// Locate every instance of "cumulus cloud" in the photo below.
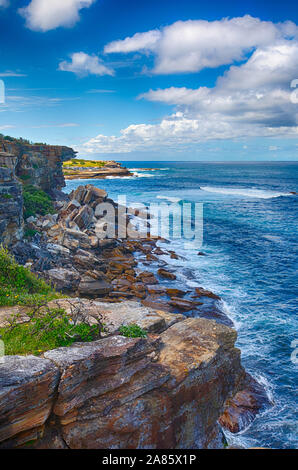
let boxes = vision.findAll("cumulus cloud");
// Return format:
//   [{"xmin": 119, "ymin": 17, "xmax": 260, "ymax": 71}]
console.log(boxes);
[
  {"xmin": 105, "ymin": 30, "xmax": 161, "ymax": 54},
  {"xmin": 59, "ymin": 52, "xmax": 114, "ymax": 77},
  {"xmin": 104, "ymin": 15, "xmax": 297, "ymax": 74},
  {"xmin": 0, "ymin": 0, "xmax": 9, "ymax": 7},
  {"xmin": 140, "ymin": 42, "xmax": 298, "ymax": 128},
  {"xmin": 19, "ymin": 0, "xmax": 96, "ymax": 32},
  {"xmin": 83, "ymin": 16, "xmax": 298, "ymax": 154}
]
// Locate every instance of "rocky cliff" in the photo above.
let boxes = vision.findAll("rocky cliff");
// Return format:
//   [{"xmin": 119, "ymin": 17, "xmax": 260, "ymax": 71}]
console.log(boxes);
[
  {"xmin": 0, "ymin": 138, "xmax": 76, "ymax": 194},
  {"xmin": 0, "ymin": 137, "xmax": 76, "ymax": 246},
  {"xmin": 0, "ymin": 152, "xmax": 23, "ymax": 245},
  {"xmin": 0, "ymin": 303, "xmax": 245, "ymax": 449}
]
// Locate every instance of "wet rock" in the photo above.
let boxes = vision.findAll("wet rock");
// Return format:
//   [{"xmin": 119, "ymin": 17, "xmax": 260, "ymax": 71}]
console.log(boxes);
[
  {"xmin": 157, "ymin": 268, "xmax": 177, "ymax": 280},
  {"xmin": 137, "ymin": 271, "xmax": 159, "ymax": 285},
  {"xmin": 194, "ymin": 287, "xmax": 221, "ymax": 300},
  {"xmin": 166, "ymin": 288, "xmax": 187, "ymax": 297},
  {"xmin": 168, "ymin": 297, "xmax": 201, "ymax": 312},
  {"xmin": 219, "ymin": 373, "xmax": 272, "ymax": 433}
]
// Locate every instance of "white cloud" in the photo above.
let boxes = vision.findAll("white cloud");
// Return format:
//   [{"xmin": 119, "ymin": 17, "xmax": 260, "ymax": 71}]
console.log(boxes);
[
  {"xmin": 0, "ymin": 0, "xmax": 9, "ymax": 8},
  {"xmin": 0, "ymin": 71, "xmax": 27, "ymax": 77},
  {"xmin": 19, "ymin": 0, "xmax": 96, "ymax": 32},
  {"xmin": 82, "ymin": 40, "xmax": 298, "ymax": 154},
  {"xmin": 104, "ymin": 15, "xmax": 297, "ymax": 74},
  {"xmin": 105, "ymin": 30, "xmax": 161, "ymax": 54},
  {"xmin": 140, "ymin": 42, "xmax": 298, "ymax": 129},
  {"xmin": 59, "ymin": 52, "xmax": 114, "ymax": 77},
  {"xmin": 82, "ymin": 16, "xmax": 298, "ymax": 154}
]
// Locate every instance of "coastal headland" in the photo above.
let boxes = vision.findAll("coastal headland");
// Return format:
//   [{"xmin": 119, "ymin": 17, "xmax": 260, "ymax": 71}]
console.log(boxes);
[{"xmin": 0, "ymin": 136, "xmax": 271, "ymax": 449}]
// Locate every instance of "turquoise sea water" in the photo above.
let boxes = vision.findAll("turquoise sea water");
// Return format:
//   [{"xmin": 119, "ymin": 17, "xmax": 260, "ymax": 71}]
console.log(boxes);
[{"xmin": 65, "ymin": 162, "xmax": 298, "ymax": 449}]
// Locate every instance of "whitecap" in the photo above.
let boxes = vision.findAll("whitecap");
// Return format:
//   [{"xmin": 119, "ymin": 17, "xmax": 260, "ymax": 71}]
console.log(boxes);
[{"xmin": 200, "ymin": 186, "xmax": 291, "ymax": 199}]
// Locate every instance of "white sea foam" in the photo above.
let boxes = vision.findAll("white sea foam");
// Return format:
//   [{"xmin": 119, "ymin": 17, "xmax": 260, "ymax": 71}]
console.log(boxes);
[
  {"xmin": 156, "ymin": 195, "xmax": 182, "ymax": 203},
  {"xmin": 200, "ymin": 186, "xmax": 291, "ymax": 199}
]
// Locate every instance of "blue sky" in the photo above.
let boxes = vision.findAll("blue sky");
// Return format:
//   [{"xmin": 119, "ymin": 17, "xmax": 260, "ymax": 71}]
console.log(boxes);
[{"xmin": 0, "ymin": 0, "xmax": 297, "ymax": 161}]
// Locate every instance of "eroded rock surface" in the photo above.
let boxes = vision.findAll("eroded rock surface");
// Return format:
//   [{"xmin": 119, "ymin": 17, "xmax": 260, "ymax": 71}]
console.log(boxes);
[{"xmin": 0, "ymin": 304, "xmax": 250, "ymax": 449}]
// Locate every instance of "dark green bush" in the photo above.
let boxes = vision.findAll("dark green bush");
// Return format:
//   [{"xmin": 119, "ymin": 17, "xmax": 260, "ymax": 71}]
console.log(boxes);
[
  {"xmin": 23, "ymin": 184, "xmax": 54, "ymax": 219},
  {"xmin": 119, "ymin": 324, "xmax": 147, "ymax": 338},
  {"xmin": 0, "ymin": 245, "xmax": 59, "ymax": 306},
  {"xmin": 0, "ymin": 306, "xmax": 102, "ymax": 355}
]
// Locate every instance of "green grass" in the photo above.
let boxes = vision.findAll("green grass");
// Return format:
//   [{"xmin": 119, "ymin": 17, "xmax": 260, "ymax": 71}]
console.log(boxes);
[
  {"xmin": 119, "ymin": 324, "xmax": 147, "ymax": 338},
  {"xmin": 0, "ymin": 307, "xmax": 101, "ymax": 356},
  {"xmin": 0, "ymin": 246, "xmax": 60, "ymax": 306},
  {"xmin": 63, "ymin": 158, "xmax": 106, "ymax": 168},
  {"xmin": 23, "ymin": 184, "xmax": 55, "ymax": 219}
]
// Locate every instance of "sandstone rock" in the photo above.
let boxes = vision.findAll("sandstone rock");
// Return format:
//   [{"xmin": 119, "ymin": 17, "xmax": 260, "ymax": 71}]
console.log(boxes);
[
  {"xmin": 83, "ymin": 185, "xmax": 107, "ymax": 205},
  {"xmin": 61, "ymin": 229, "xmax": 91, "ymax": 250},
  {"xmin": 47, "ymin": 268, "xmax": 81, "ymax": 292},
  {"xmin": 219, "ymin": 373, "xmax": 272, "ymax": 433},
  {"xmin": 78, "ymin": 276, "xmax": 112, "ymax": 297},
  {"xmin": 168, "ymin": 297, "xmax": 201, "ymax": 311},
  {"xmin": 157, "ymin": 268, "xmax": 177, "ymax": 280},
  {"xmin": 194, "ymin": 287, "xmax": 221, "ymax": 300},
  {"xmin": 0, "ymin": 356, "xmax": 60, "ymax": 444},
  {"xmin": 166, "ymin": 288, "xmax": 187, "ymax": 297},
  {"xmin": 73, "ymin": 205, "xmax": 94, "ymax": 230},
  {"xmin": 46, "ymin": 243, "xmax": 70, "ymax": 257}
]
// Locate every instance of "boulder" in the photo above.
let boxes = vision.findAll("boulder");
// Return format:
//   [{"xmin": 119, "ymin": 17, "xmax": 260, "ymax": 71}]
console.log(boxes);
[
  {"xmin": 47, "ymin": 268, "xmax": 81, "ymax": 292},
  {"xmin": 73, "ymin": 205, "xmax": 94, "ymax": 230},
  {"xmin": 194, "ymin": 287, "xmax": 221, "ymax": 301},
  {"xmin": 157, "ymin": 268, "xmax": 177, "ymax": 280},
  {"xmin": 78, "ymin": 276, "xmax": 112, "ymax": 297}
]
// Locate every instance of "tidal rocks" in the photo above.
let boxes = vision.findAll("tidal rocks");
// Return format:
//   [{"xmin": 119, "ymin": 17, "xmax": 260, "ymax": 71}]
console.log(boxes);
[
  {"xmin": 78, "ymin": 276, "xmax": 112, "ymax": 297},
  {"xmin": 168, "ymin": 297, "xmax": 202, "ymax": 312},
  {"xmin": 194, "ymin": 287, "xmax": 221, "ymax": 301},
  {"xmin": 219, "ymin": 373, "xmax": 272, "ymax": 433},
  {"xmin": 157, "ymin": 268, "xmax": 177, "ymax": 280}
]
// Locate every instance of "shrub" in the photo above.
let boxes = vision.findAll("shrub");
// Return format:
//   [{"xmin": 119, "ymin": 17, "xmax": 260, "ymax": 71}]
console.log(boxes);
[
  {"xmin": 24, "ymin": 228, "xmax": 40, "ymax": 239},
  {"xmin": 63, "ymin": 159, "xmax": 106, "ymax": 168},
  {"xmin": 0, "ymin": 245, "xmax": 59, "ymax": 306},
  {"xmin": 119, "ymin": 324, "xmax": 147, "ymax": 338},
  {"xmin": 0, "ymin": 302, "xmax": 104, "ymax": 355},
  {"xmin": 23, "ymin": 184, "xmax": 54, "ymax": 219}
]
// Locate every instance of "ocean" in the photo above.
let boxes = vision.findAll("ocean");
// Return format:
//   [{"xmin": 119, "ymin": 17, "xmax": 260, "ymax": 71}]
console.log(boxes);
[{"xmin": 65, "ymin": 161, "xmax": 298, "ymax": 449}]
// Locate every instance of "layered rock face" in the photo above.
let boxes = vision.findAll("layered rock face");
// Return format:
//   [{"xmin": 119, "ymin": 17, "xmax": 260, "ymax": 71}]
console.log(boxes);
[
  {"xmin": 0, "ymin": 152, "xmax": 23, "ymax": 245},
  {"xmin": 0, "ymin": 306, "xmax": 245, "ymax": 449},
  {"xmin": 0, "ymin": 139, "xmax": 76, "ymax": 193}
]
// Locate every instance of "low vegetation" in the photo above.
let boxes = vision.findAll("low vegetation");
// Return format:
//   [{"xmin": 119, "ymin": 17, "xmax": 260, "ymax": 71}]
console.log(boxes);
[
  {"xmin": 0, "ymin": 246, "xmax": 59, "ymax": 306},
  {"xmin": 119, "ymin": 324, "xmax": 147, "ymax": 338},
  {"xmin": 0, "ymin": 301, "xmax": 104, "ymax": 356},
  {"xmin": 63, "ymin": 158, "xmax": 106, "ymax": 168},
  {"xmin": 23, "ymin": 184, "xmax": 55, "ymax": 219}
]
